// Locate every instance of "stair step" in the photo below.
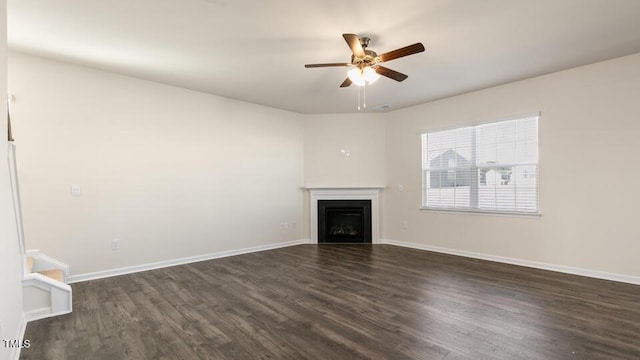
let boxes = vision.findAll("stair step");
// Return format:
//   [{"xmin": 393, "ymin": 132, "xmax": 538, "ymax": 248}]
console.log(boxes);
[
  {"xmin": 38, "ymin": 269, "xmax": 64, "ymax": 283},
  {"xmin": 26, "ymin": 256, "xmax": 35, "ymax": 273}
]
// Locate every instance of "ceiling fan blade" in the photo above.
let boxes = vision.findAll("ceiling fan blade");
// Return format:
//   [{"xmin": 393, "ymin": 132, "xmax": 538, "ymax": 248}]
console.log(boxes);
[
  {"xmin": 378, "ymin": 43, "xmax": 425, "ymax": 63},
  {"xmin": 342, "ymin": 33, "xmax": 365, "ymax": 57},
  {"xmin": 305, "ymin": 63, "xmax": 351, "ymax": 68},
  {"xmin": 375, "ymin": 66, "xmax": 408, "ymax": 82},
  {"xmin": 339, "ymin": 78, "xmax": 352, "ymax": 87}
]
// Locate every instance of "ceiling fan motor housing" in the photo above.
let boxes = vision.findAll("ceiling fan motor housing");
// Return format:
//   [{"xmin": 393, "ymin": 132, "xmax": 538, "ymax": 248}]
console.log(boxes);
[
  {"xmin": 351, "ymin": 37, "xmax": 379, "ymax": 68},
  {"xmin": 351, "ymin": 48, "xmax": 379, "ymax": 68}
]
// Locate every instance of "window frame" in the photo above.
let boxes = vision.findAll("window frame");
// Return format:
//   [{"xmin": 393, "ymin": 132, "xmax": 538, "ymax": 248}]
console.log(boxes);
[{"xmin": 420, "ymin": 113, "xmax": 541, "ymax": 217}]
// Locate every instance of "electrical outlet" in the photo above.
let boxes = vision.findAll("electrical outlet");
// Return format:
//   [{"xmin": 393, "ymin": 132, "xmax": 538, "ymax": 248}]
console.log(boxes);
[
  {"xmin": 401, "ymin": 221, "xmax": 408, "ymax": 230},
  {"xmin": 280, "ymin": 222, "xmax": 289, "ymax": 230},
  {"xmin": 292, "ymin": 222, "xmax": 297, "ymax": 229},
  {"xmin": 111, "ymin": 239, "xmax": 120, "ymax": 250}
]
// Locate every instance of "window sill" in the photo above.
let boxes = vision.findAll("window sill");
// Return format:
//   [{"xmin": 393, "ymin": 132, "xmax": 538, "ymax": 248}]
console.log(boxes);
[{"xmin": 420, "ymin": 207, "xmax": 541, "ymax": 218}]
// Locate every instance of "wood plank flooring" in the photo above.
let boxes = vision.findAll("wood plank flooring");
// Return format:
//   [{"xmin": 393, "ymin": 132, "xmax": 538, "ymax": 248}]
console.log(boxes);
[{"xmin": 20, "ymin": 245, "xmax": 640, "ymax": 359}]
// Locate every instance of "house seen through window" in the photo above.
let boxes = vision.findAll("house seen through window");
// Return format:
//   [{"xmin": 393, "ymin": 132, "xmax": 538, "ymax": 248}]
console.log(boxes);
[{"xmin": 421, "ymin": 114, "xmax": 539, "ymax": 214}]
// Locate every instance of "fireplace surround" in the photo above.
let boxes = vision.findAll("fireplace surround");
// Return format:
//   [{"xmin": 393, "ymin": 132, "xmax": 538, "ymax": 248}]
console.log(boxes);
[{"xmin": 307, "ymin": 187, "xmax": 382, "ymax": 244}]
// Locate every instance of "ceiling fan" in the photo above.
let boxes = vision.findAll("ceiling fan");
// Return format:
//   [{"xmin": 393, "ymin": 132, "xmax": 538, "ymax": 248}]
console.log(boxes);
[{"xmin": 305, "ymin": 34, "xmax": 425, "ymax": 87}]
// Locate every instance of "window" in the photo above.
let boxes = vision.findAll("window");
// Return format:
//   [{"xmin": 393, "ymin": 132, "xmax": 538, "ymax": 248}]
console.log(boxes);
[{"xmin": 421, "ymin": 114, "xmax": 539, "ymax": 214}]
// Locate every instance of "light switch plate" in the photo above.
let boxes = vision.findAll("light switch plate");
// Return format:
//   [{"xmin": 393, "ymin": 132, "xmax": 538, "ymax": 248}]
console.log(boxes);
[{"xmin": 70, "ymin": 184, "xmax": 82, "ymax": 196}]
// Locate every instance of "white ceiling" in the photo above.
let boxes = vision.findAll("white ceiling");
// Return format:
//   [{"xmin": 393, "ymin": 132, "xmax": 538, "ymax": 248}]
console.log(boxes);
[{"xmin": 8, "ymin": 0, "xmax": 640, "ymax": 114}]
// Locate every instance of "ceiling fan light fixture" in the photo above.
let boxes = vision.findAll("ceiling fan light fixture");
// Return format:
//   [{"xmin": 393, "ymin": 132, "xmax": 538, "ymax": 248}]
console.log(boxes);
[
  {"xmin": 363, "ymin": 66, "xmax": 380, "ymax": 84},
  {"xmin": 347, "ymin": 68, "xmax": 366, "ymax": 86},
  {"xmin": 347, "ymin": 66, "xmax": 379, "ymax": 87}
]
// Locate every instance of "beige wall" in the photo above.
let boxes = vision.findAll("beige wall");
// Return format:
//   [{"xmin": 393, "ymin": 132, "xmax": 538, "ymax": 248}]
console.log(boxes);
[
  {"xmin": 303, "ymin": 113, "xmax": 386, "ymax": 187},
  {"xmin": 9, "ymin": 52, "xmax": 304, "ymax": 276},
  {"xmin": 1, "ymin": 2, "xmax": 26, "ymax": 359},
  {"xmin": 384, "ymin": 53, "xmax": 640, "ymax": 277}
]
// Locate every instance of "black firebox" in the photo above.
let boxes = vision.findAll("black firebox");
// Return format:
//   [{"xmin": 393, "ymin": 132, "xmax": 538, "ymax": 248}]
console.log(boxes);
[{"xmin": 318, "ymin": 200, "xmax": 372, "ymax": 243}]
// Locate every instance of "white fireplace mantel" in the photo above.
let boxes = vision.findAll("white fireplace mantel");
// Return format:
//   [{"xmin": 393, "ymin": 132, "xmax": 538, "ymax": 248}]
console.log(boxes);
[{"xmin": 306, "ymin": 187, "xmax": 383, "ymax": 244}]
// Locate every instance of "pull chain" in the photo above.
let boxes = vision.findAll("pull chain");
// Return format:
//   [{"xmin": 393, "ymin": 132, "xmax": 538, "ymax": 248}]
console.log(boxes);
[
  {"xmin": 363, "ymin": 83, "xmax": 366, "ymax": 109},
  {"xmin": 356, "ymin": 84, "xmax": 367, "ymax": 111}
]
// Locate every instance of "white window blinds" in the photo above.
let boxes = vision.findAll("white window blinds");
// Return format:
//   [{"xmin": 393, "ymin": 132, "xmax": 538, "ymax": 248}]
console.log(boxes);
[{"xmin": 422, "ymin": 115, "xmax": 539, "ymax": 214}]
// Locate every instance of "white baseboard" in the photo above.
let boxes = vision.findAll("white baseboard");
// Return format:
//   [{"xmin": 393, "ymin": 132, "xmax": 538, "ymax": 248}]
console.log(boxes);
[
  {"xmin": 10, "ymin": 314, "xmax": 27, "ymax": 360},
  {"xmin": 23, "ymin": 307, "xmax": 71, "ymax": 323},
  {"xmin": 67, "ymin": 239, "xmax": 311, "ymax": 283},
  {"xmin": 380, "ymin": 239, "xmax": 640, "ymax": 285},
  {"xmin": 23, "ymin": 307, "xmax": 53, "ymax": 323}
]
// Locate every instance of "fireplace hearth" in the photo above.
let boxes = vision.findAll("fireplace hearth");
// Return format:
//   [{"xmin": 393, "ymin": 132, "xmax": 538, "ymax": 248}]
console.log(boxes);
[{"xmin": 318, "ymin": 200, "xmax": 372, "ymax": 243}]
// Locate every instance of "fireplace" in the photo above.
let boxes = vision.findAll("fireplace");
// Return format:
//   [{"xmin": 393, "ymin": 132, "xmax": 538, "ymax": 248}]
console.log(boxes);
[
  {"xmin": 308, "ymin": 187, "xmax": 382, "ymax": 243},
  {"xmin": 318, "ymin": 200, "xmax": 372, "ymax": 243}
]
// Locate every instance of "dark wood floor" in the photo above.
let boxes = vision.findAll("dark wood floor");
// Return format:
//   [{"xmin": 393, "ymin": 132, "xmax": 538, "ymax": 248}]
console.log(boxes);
[{"xmin": 21, "ymin": 245, "xmax": 640, "ymax": 360}]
